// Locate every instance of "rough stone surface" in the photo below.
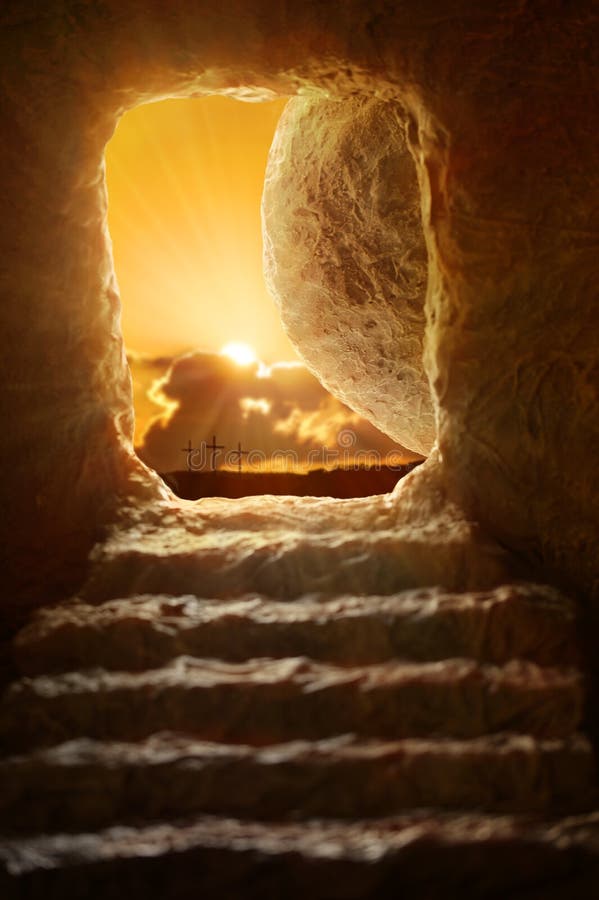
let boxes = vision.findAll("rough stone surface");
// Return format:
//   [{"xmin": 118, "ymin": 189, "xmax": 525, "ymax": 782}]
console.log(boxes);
[
  {"xmin": 1, "ymin": 574, "xmax": 594, "ymax": 892},
  {"xmin": 0, "ymin": 0, "xmax": 595, "ymax": 610},
  {"xmin": 13, "ymin": 583, "xmax": 579, "ymax": 674},
  {"xmin": 77, "ymin": 464, "xmax": 511, "ymax": 603},
  {"xmin": 1, "ymin": 733, "xmax": 595, "ymax": 832},
  {"xmin": 3, "ymin": 812, "xmax": 599, "ymax": 900},
  {"xmin": 0, "ymin": 655, "xmax": 583, "ymax": 752},
  {"xmin": 1, "ymin": 2, "xmax": 598, "ymax": 894},
  {"xmin": 263, "ymin": 95, "xmax": 434, "ymax": 455}
]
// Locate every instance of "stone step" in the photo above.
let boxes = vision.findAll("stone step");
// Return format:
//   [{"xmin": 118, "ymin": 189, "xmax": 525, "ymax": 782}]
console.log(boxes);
[
  {"xmin": 13, "ymin": 583, "xmax": 578, "ymax": 675},
  {"xmin": 2, "ymin": 811, "xmax": 599, "ymax": 899},
  {"xmin": 0, "ymin": 656, "xmax": 582, "ymax": 752},
  {"xmin": 81, "ymin": 490, "xmax": 508, "ymax": 602},
  {"xmin": 0, "ymin": 732, "xmax": 595, "ymax": 834}
]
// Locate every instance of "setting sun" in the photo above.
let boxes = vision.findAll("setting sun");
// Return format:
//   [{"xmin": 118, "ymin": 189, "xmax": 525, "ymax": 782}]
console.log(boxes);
[{"xmin": 220, "ymin": 341, "xmax": 258, "ymax": 366}]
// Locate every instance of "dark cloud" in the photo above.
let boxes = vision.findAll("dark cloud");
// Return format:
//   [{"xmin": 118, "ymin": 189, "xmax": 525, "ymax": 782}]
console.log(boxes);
[{"xmin": 130, "ymin": 350, "xmax": 418, "ymax": 472}]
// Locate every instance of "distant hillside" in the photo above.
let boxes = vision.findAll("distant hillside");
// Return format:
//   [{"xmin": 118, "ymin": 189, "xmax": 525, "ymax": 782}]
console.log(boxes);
[{"xmin": 159, "ymin": 463, "xmax": 423, "ymax": 500}]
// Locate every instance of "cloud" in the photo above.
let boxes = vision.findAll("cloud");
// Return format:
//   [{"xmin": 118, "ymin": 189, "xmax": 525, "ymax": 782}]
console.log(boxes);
[
  {"xmin": 130, "ymin": 350, "xmax": 419, "ymax": 472},
  {"xmin": 126, "ymin": 352, "xmax": 175, "ymax": 444}
]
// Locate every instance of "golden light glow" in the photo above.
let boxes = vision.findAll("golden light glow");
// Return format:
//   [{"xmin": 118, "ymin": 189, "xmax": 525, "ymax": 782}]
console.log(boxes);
[
  {"xmin": 220, "ymin": 341, "xmax": 258, "ymax": 366},
  {"xmin": 106, "ymin": 96, "xmax": 413, "ymax": 475},
  {"xmin": 105, "ymin": 95, "xmax": 294, "ymax": 362}
]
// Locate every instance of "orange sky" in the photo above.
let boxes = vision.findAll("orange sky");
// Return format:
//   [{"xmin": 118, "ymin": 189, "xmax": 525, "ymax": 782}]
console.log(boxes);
[
  {"xmin": 104, "ymin": 96, "xmax": 415, "ymax": 472},
  {"xmin": 105, "ymin": 95, "xmax": 295, "ymax": 362}
]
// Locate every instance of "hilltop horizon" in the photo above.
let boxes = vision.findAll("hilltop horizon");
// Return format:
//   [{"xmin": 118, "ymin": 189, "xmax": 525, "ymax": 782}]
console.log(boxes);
[{"xmin": 158, "ymin": 460, "xmax": 423, "ymax": 500}]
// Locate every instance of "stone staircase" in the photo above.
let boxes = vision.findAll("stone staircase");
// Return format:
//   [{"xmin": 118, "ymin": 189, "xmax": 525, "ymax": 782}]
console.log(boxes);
[{"xmin": 1, "ymin": 496, "xmax": 598, "ymax": 897}]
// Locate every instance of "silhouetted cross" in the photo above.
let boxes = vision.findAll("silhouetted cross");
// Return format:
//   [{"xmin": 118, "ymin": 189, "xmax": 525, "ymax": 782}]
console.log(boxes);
[
  {"xmin": 206, "ymin": 434, "xmax": 224, "ymax": 471},
  {"xmin": 180, "ymin": 439, "xmax": 196, "ymax": 471},
  {"xmin": 231, "ymin": 441, "xmax": 249, "ymax": 473}
]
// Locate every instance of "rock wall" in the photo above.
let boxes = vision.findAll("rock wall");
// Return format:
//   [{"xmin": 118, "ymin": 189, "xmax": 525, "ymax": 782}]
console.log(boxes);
[{"xmin": 0, "ymin": 1, "xmax": 597, "ymax": 616}]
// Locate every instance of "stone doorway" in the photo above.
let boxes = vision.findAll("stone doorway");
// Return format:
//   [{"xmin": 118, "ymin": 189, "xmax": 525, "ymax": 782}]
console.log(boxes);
[{"xmin": 1, "ymin": 3, "xmax": 598, "ymax": 894}]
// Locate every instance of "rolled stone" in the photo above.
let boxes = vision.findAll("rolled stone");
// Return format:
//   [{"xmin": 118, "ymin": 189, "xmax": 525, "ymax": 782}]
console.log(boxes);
[{"xmin": 263, "ymin": 95, "xmax": 434, "ymax": 458}]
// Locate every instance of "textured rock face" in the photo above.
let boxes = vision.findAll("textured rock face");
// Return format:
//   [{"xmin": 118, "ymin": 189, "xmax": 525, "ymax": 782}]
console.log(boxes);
[
  {"xmin": 1, "ymin": 2, "xmax": 596, "ymax": 611},
  {"xmin": 2, "ymin": 576, "xmax": 598, "ymax": 896},
  {"xmin": 14, "ymin": 584, "xmax": 579, "ymax": 674},
  {"xmin": 263, "ymin": 96, "xmax": 434, "ymax": 456},
  {"xmin": 0, "ymin": 6, "xmax": 598, "ymax": 891}
]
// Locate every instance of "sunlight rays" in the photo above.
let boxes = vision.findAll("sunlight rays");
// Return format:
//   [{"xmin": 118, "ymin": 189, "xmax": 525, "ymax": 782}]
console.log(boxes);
[{"xmin": 105, "ymin": 95, "xmax": 292, "ymax": 361}]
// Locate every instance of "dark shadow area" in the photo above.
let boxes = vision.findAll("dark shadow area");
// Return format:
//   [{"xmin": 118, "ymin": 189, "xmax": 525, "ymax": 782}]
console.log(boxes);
[{"xmin": 161, "ymin": 462, "xmax": 423, "ymax": 500}]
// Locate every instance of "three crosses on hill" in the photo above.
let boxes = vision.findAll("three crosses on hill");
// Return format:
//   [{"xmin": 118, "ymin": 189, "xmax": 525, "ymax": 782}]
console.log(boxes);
[{"xmin": 181, "ymin": 435, "xmax": 249, "ymax": 473}]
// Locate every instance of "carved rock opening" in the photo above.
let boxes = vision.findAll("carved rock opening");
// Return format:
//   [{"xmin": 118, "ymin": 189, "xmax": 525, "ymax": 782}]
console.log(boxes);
[
  {"xmin": 0, "ymin": 4, "xmax": 595, "ymax": 612},
  {"xmin": 1, "ymin": 3, "xmax": 598, "ymax": 893},
  {"xmin": 1, "ymin": 4, "xmax": 596, "ymax": 610}
]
